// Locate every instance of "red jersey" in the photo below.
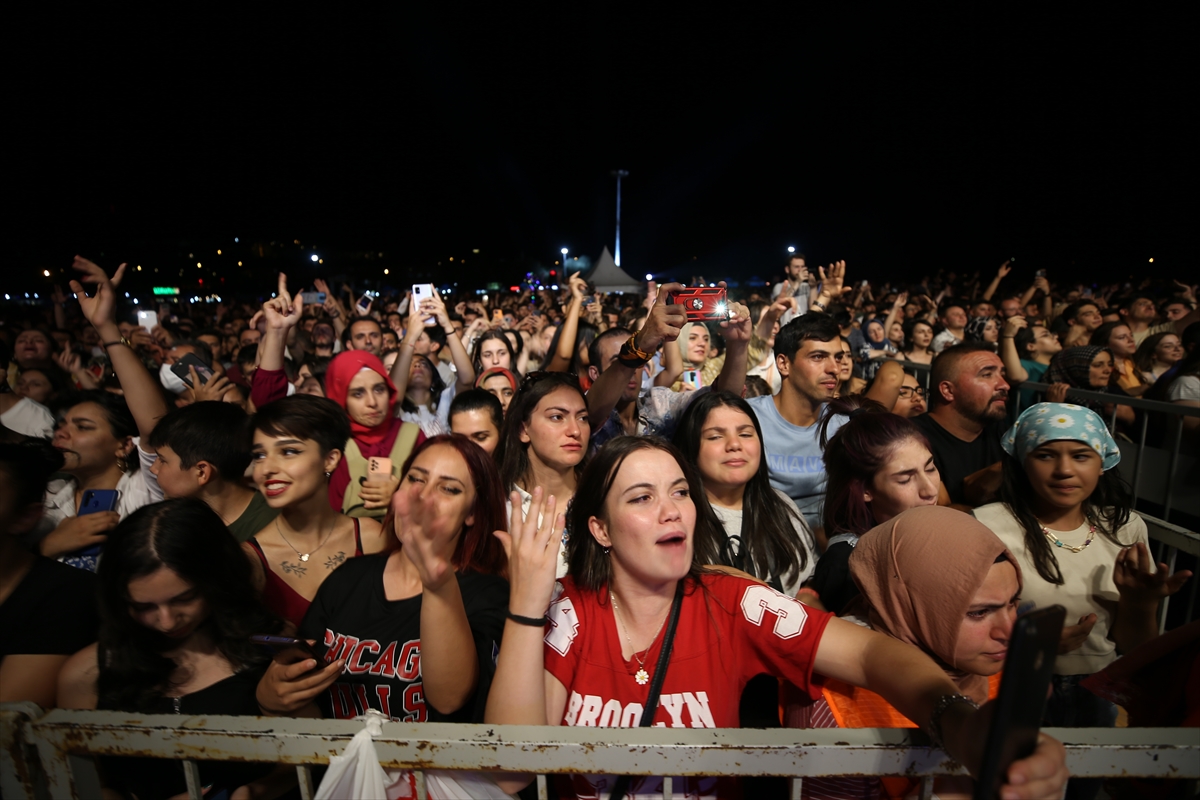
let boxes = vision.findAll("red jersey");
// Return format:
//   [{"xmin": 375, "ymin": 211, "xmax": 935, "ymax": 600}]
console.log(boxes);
[{"xmin": 544, "ymin": 572, "xmax": 834, "ymax": 799}]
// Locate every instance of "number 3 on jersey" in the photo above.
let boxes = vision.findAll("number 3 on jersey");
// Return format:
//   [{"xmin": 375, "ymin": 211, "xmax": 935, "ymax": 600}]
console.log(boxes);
[{"xmin": 740, "ymin": 584, "xmax": 808, "ymax": 639}]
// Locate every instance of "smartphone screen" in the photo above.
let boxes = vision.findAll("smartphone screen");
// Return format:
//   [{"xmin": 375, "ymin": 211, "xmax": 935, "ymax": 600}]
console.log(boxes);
[
  {"xmin": 412, "ymin": 284, "xmax": 436, "ymax": 324},
  {"xmin": 171, "ymin": 353, "xmax": 214, "ymax": 387},
  {"xmin": 972, "ymin": 605, "xmax": 1065, "ymax": 800},
  {"xmin": 300, "ymin": 291, "xmax": 326, "ymax": 306},
  {"xmin": 357, "ymin": 293, "xmax": 373, "ymax": 314},
  {"xmin": 136, "ymin": 310, "xmax": 158, "ymax": 332}
]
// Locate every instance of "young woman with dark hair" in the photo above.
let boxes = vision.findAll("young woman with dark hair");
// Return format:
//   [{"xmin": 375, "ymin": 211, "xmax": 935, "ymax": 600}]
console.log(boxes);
[
  {"xmin": 1134, "ymin": 331, "xmax": 1183, "ymax": 384},
  {"xmin": 255, "ymin": 434, "xmax": 510, "ymax": 796},
  {"xmin": 486, "ymin": 436, "xmax": 1067, "ymax": 799},
  {"xmin": 673, "ymin": 390, "xmax": 816, "ymax": 596},
  {"xmin": 1091, "ymin": 321, "xmax": 1149, "ymax": 396},
  {"xmin": 811, "ymin": 396, "xmax": 946, "ymax": 614},
  {"xmin": 36, "ymin": 257, "xmax": 172, "ymax": 570},
  {"xmin": 449, "ymin": 388, "xmax": 504, "ymax": 455},
  {"xmin": 244, "ymin": 395, "xmax": 388, "ymax": 627},
  {"xmin": 0, "ymin": 439, "xmax": 98, "ymax": 708},
  {"xmin": 57, "ymin": 498, "xmax": 294, "ymax": 800},
  {"xmin": 975, "ymin": 403, "xmax": 1190, "ymax": 739},
  {"xmin": 496, "ymin": 371, "xmax": 590, "ymax": 578},
  {"xmin": 472, "ymin": 329, "xmax": 519, "ymax": 377},
  {"xmin": 896, "ymin": 318, "xmax": 936, "ymax": 365}
]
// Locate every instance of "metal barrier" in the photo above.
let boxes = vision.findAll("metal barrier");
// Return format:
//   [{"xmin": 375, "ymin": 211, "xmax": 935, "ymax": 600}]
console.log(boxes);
[{"xmin": 2, "ymin": 705, "xmax": 1198, "ymax": 800}]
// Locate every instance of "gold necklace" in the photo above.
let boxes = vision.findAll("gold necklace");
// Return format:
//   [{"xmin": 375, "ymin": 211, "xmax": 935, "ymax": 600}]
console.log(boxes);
[
  {"xmin": 610, "ymin": 592, "xmax": 669, "ymax": 686},
  {"xmin": 275, "ymin": 516, "xmax": 336, "ymax": 563}
]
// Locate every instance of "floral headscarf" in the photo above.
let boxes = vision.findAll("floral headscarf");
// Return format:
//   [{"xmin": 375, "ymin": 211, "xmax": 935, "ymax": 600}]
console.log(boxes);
[{"xmin": 1001, "ymin": 402, "xmax": 1121, "ymax": 471}]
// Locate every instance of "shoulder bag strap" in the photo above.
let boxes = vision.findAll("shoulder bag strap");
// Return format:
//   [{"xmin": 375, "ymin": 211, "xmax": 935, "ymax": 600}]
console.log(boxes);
[{"xmin": 608, "ymin": 581, "xmax": 685, "ymax": 800}]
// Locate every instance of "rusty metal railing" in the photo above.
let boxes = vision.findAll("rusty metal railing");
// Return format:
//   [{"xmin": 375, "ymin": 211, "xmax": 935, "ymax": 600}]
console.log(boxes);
[{"xmin": 3, "ymin": 705, "xmax": 1198, "ymax": 800}]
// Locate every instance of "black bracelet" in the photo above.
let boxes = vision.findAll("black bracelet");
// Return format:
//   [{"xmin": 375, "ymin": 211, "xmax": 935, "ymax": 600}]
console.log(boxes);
[{"xmin": 506, "ymin": 610, "xmax": 547, "ymax": 627}]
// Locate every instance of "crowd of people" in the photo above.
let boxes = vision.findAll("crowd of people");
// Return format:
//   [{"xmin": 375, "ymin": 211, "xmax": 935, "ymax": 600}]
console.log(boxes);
[{"xmin": 2, "ymin": 251, "xmax": 1198, "ymax": 799}]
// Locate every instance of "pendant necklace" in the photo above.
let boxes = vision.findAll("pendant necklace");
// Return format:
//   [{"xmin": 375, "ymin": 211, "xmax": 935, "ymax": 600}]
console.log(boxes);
[
  {"xmin": 1040, "ymin": 520, "xmax": 1097, "ymax": 553},
  {"xmin": 610, "ymin": 592, "xmax": 669, "ymax": 686},
  {"xmin": 275, "ymin": 516, "xmax": 335, "ymax": 563}
]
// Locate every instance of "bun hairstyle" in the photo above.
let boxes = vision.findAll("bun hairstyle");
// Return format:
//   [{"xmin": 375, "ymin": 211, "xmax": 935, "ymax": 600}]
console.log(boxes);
[{"xmin": 820, "ymin": 396, "xmax": 932, "ymax": 537}]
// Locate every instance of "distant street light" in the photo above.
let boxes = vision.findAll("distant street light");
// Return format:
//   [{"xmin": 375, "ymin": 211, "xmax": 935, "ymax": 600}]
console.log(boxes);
[
  {"xmin": 310, "ymin": 254, "xmax": 319, "ymax": 262},
  {"xmin": 787, "ymin": 246, "xmax": 795, "ymax": 253}
]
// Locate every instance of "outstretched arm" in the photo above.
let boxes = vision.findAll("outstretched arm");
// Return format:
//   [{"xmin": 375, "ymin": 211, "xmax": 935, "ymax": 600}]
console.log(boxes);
[
  {"xmin": 545, "ymin": 274, "xmax": 588, "ymax": 372},
  {"xmin": 587, "ymin": 285, "xmax": 687, "ymax": 426},
  {"xmin": 70, "ymin": 257, "xmax": 167, "ymax": 444},
  {"xmin": 981, "ymin": 261, "xmax": 1011, "ymax": 302}
]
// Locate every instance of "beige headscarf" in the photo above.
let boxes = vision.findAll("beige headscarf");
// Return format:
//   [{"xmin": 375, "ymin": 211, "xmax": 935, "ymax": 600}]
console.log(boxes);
[{"xmin": 849, "ymin": 505, "xmax": 1022, "ymax": 704}]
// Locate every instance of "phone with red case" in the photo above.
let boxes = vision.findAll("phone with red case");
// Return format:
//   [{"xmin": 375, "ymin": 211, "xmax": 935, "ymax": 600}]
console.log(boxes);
[{"xmin": 666, "ymin": 287, "xmax": 729, "ymax": 321}]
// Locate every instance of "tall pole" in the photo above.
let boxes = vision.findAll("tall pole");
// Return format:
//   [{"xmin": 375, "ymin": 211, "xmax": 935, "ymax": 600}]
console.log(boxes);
[{"xmin": 612, "ymin": 169, "xmax": 628, "ymax": 268}]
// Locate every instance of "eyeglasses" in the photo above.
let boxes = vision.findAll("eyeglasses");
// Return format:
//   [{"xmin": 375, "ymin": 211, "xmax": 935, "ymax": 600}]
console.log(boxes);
[{"xmin": 897, "ymin": 386, "xmax": 926, "ymax": 398}]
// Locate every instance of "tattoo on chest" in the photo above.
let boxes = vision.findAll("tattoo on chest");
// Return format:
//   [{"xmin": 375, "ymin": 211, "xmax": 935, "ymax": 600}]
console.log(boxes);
[
  {"xmin": 324, "ymin": 551, "xmax": 346, "ymax": 570},
  {"xmin": 280, "ymin": 560, "xmax": 308, "ymax": 576}
]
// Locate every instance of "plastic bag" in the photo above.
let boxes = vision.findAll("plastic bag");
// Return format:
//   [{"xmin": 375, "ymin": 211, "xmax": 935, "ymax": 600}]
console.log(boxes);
[
  {"xmin": 313, "ymin": 710, "xmax": 517, "ymax": 799},
  {"xmin": 315, "ymin": 710, "xmax": 411, "ymax": 800}
]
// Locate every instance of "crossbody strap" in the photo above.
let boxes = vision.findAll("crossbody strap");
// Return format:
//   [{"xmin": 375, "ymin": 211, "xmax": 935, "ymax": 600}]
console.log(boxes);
[{"xmin": 608, "ymin": 581, "xmax": 685, "ymax": 800}]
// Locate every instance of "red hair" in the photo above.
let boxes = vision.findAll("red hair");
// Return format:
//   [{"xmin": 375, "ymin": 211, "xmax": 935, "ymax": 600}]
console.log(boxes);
[{"xmin": 380, "ymin": 434, "xmax": 508, "ymax": 577}]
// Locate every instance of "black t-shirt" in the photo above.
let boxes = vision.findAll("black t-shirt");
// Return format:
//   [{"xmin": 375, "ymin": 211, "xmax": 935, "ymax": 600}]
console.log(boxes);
[
  {"xmin": 912, "ymin": 414, "xmax": 1005, "ymax": 505},
  {"xmin": 0, "ymin": 556, "xmax": 98, "ymax": 658},
  {"xmin": 298, "ymin": 554, "xmax": 509, "ymax": 723}
]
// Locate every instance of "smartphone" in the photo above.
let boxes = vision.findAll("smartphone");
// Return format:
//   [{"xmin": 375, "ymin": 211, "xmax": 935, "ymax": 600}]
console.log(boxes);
[
  {"xmin": 80, "ymin": 489, "xmax": 120, "ymax": 515},
  {"xmin": 300, "ymin": 291, "xmax": 327, "ymax": 306},
  {"xmin": 136, "ymin": 310, "xmax": 158, "ymax": 332},
  {"xmin": 368, "ymin": 457, "xmax": 393, "ymax": 479},
  {"xmin": 681, "ymin": 369, "xmax": 702, "ymax": 390},
  {"xmin": 1034, "ymin": 269, "xmax": 1046, "ymax": 279},
  {"xmin": 356, "ymin": 293, "xmax": 373, "ymax": 316},
  {"xmin": 74, "ymin": 489, "xmax": 121, "ymax": 559},
  {"xmin": 250, "ymin": 635, "xmax": 328, "ymax": 661},
  {"xmin": 412, "ymin": 284, "xmax": 436, "ymax": 325},
  {"xmin": 666, "ymin": 287, "xmax": 729, "ymax": 321},
  {"xmin": 491, "ymin": 309, "xmax": 504, "ymax": 324},
  {"xmin": 170, "ymin": 353, "xmax": 214, "ymax": 387},
  {"xmin": 972, "ymin": 605, "xmax": 1065, "ymax": 800}
]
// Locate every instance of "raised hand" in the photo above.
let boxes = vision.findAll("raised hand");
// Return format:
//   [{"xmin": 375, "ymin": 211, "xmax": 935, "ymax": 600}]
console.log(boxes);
[
  {"xmin": 55, "ymin": 348, "xmax": 82, "ymax": 375},
  {"xmin": 1045, "ymin": 383, "xmax": 1070, "ymax": 403},
  {"xmin": 1115, "ymin": 541, "xmax": 1192, "ymax": 605},
  {"xmin": 1059, "ymin": 613, "xmax": 1097, "ymax": 653},
  {"xmin": 996, "ymin": 260, "xmax": 1012, "ymax": 279},
  {"xmin": 69, "ymin": 256, "xmax": 126, "ymax": 331},
  {"xmin": 191, "ymin": 368, "xmax": 235, "ymax": 403},
  {"xmin": 262, "ymin": 273, "xmax": 304, "ymax": 330},
  {"xmin": 893, "ymin": 291, "xmax": 909, "ymax": 309},
  {"xmin": 638, "ymin": 281, "xmax": 688, "ymax": 350},
  {"xmin": 719, "ymin": 299, "xmax": 753, "ymax": 344},
  {"xmin": 493, "ymin": 487, "xmax": 564, "ymax": 618},
  {"xmin": 818, "ymin": 260, "xmax": 847, "ymax": 299},
  {"xmin": 568, "ymin": 272, "xmax": 588, "ymax": 302},
  {"xmin": 1002, "ymin": 315, "xmax": 1028, "ymax": 339}
]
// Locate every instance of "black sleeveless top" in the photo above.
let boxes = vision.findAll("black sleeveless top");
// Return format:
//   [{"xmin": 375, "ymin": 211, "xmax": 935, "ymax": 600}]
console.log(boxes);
[{"xmin": 98, "ymin": 666, "xmax": 276, "ymax": 800}]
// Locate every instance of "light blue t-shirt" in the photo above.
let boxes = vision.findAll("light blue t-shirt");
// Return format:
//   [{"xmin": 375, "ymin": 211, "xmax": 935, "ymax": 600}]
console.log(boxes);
[{"xmin": 747, "ymin": 394, "xmax": 847, "ymax": 530}]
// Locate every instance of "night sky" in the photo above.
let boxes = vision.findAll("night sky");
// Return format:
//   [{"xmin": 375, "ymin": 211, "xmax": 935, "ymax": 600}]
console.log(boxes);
[{"xmin": 11, "ymin": 8, "xmax": 1194, "ymax": 295}]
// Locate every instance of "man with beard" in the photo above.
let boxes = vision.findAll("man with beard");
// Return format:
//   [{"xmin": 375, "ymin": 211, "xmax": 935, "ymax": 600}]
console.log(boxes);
[{"xmin": 912, "ymin": 343, "xmax": 1010, "ymax": 507}]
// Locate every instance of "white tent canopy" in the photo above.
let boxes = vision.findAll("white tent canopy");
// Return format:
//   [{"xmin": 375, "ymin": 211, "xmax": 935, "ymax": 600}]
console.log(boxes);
[{"xmin": 583, "ymin": 246, "xmax": 642, "ymax": 294}]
